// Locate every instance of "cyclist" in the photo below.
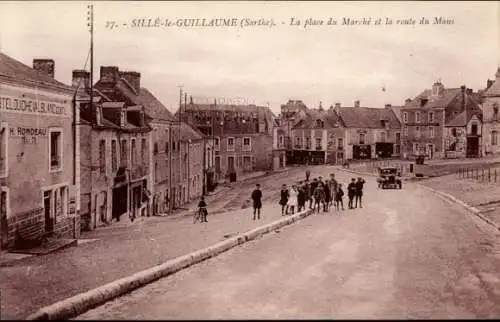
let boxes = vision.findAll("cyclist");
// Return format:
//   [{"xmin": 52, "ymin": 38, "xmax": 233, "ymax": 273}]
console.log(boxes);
[{"xmin": 197, "ymin": 196, "xmax": 208, "ymax": 223}]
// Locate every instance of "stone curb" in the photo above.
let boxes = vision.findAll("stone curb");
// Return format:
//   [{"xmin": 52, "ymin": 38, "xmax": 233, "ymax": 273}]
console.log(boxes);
[
  {"xmin": 338, "ymin": 168, "xmax": 500, "ymax": 232},
  {"xmin": 26, "ymin": 208, "xmax": 315, "ymax": 320}
]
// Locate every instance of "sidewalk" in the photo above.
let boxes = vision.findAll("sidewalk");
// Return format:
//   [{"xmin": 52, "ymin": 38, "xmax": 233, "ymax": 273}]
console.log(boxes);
[
  {"xmin": 0, "ymin": 192, "xmax": 306, "ymax": 320},
  {"xmin": 419, "ymin": 174, "xmax": 500, "ymax": 229}
]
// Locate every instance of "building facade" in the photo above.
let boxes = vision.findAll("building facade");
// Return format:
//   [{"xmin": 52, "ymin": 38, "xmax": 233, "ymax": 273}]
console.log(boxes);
[
  {"xmin": 481, "ymin": 67, "xmax": 500, "ymax": 156},
  {"xmin": 179, "ymin": 100, "xmax": 274, "ymax": 182},
  {"xmin": 272, "ymin": 118, "xmax": 287, "ymax": 170},
  {"xmin": 400, "ymin": 82, "xmax": 480, "ymax": 159},
  {"xmin": 290, "ymin": 107, "xmax": 345, "ymax": 165},
  {"xmin": 0, "ymin": 54, "xmax": 81, "ymax": 249},
  {"xmin": 335, "ymin": 102, "xmax": 401, "ymax": 160},
  {"xmin": 444, "ymin": 112, "xmax": 483, "ymax": 158}
]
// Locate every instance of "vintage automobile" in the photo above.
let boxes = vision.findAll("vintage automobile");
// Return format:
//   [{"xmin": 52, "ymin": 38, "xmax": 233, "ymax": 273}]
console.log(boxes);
[{"xmin": 377, "ymin": 166, "xmax": 403, "ymax": 189}]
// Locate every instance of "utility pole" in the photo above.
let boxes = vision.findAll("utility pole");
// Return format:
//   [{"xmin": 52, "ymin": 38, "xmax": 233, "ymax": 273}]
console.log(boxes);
[
  {"xmin": 212, "ymin": 98, "xmax": 216, "ymax": 188},
  {"xmin": 177, "ymin": 85, "xmax": 183, "ymax": 205}
]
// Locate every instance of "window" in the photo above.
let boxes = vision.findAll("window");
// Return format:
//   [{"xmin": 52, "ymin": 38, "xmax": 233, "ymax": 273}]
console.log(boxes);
[
  {"xmin": 214, "ymin": 137, "xmax": 220, "ymax": 151},
  {"xmin": 111, "ymin": 140, "xmax": 118, "ymax": 172},
  {"xmin": 337, "ymin": 138, "xmax": 343, "ymax": 150},
  {"xmin": 395, "ymin": 132, "xmax": 401, "ymax": 143},
  {"xmin": 165, "ymin": 142, "xmax": 169, "ymax": 154},
  {"xmin": 429, "ymin": 112, "xmax": 434, "ymax": 123},
  {"xmin": 471, "ymin": 123, "xmax": 478, "ymax": 135},
  {"xmin": 49, "ymin": 129, "xmax": 63, "ymax": 172},
  {"xmin": 279, "ymin": 135, "xmax": 284, "ymax": 146},
  {"xmin": 141, "ymin": 138, "xmax": 147, "ymax": 165},
  {"xmin": 416, "ymin": 112, "xmax": 421, "ymax": 123},
  {"xmin": 416, "ymin": 126, "xmax": 421, "ymax": 138},
  {"xmin": 429, "ymin": 127, "xmax": 435, "ymax": 138},
  {"xmin": 359, "ymin": 133, "xmax": 365, "ymax": 144},
  {"xmin": 316, "ymin": 137, "xmax": 322, "ymax": 150},
  {"xmin": 305, "ymin": 137, "xmax": 311, "ymax": 149},
  {"xmin": 380, "ymin": 132, "xmax": 386, "ymax": 142},
  {"xmin": 403, "ymin": 127, "xmax": 408, "ymax": 137},
  {"xmin": 243, "ymin": 156, "xmax": 251, "ymax": 170},
  {"xmin": 0, "ymin": 122, "xmax": 7, "ymax": 177},
  {"xmin": 413, "ymin": 143, "xmax": 420, "ymax": 154},
  {"xmin": 243, "ymin": 137, "xmax": 251, "ymax": 151},
  {"xmin": 395, "ymin": 144, "xmax": 401, "ymax": 155},
  {"xmin": 452, "ymin": 128, "xmax": 457, "ymax": 137},
  {"xmin": 99, "ymin": 140, "xmax": 106, "ymax": 173},
  {"xmin": 316, "ymin": 119, "xmax": 324, "ymax": 128},
  {"xmin": 493, "ymin": 103, "xmax": 499, "ymax": 120},
  {"xmin": 154, "ymin": 143, "xmax": 159, "ymax": 155},
  {"xmin": 131, "ymin": 139, "xmax": 136, "ymax": 166},
  {"xmin": 403, "ymin": 112, "xmax": 408, "ymax": 123},
  {"xmin": 492, "ymin": 131, "xmax": 498, "ymax": 146},
  {"xmin": 227, "ymin": 137, "xmax": 235, "ymax": 151},
  {"xmin": 121, "ymin": 140, "xmax": 128, "ymax": 167}
]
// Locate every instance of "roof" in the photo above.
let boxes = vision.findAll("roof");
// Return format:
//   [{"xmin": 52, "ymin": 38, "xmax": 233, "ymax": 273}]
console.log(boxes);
[
  {"xmin": 180, "ymin": 122, "xmax": 204, "ymax": 141},
  {"xmin": 293, "ymin": 109, "xmax": 342, "ymax": 129},
  {"xmin": 0, "ymin": 52, "xmax": 74, "ymax": 93},
  {"xmin": 389, "ymin": 106, "xmax": 405, "ymax": 123},
  {"xmin": 136, "ymin": 88, "xmax": 175, "ymax": 122},
  {"xmin": 336, "ymin": 107, "xmax": 401, "ymax": 129},
  {"xmin": 404, "ymin": 88, "xmax": 462, "ymax": 109},
  {"xmin": 483, "ymin": 78, "xmax": 500, "ymax": 97},
  {"xmin": 445, "ymin": 109, "xmax": 482, "ymax": 127}
]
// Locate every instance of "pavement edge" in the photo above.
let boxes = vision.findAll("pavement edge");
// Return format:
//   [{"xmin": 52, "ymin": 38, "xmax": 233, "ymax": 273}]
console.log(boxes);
[{"xmin": 26, "ymin": 208, "xmax": 314, "ymax": 320}]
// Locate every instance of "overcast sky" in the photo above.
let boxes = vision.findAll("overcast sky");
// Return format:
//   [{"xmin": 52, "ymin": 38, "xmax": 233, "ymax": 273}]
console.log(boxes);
[{"xmin": 0, "ymin": 1, "xmax": 498, "ymax": 114}]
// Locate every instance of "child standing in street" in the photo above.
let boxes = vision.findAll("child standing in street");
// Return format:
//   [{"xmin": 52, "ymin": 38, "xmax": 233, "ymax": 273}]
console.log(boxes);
[
  {"xmin": 279, "ymin": 184, "xmax": 289, "ymax": 216},
  {"xmin": 347, "ymin": 178, "xmax": 357, "ymax": 209},
  {"xmin": 335, "ymin": 184, "xmax": 345, "ymax": 211},
  {"xmin": 251, "ymin": 184, "xmax": 263, "ymax": 220}
]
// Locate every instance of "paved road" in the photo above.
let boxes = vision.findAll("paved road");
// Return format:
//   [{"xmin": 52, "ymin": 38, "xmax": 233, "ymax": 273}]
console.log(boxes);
[{"xmin": 78, "ymin": 171, "xmax": 500, "ymax": 319}]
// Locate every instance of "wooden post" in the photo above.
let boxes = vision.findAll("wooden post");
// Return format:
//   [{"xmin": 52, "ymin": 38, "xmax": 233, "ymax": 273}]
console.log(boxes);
[{"xmin": 488, "ymin": 167, "xmax": 491, "ymax": 182}]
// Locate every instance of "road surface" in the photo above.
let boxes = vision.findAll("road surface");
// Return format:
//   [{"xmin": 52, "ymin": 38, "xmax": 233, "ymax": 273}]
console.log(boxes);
[{"xmin": 78, "ymin": 170, "xmax": 500, "ymax": 319}]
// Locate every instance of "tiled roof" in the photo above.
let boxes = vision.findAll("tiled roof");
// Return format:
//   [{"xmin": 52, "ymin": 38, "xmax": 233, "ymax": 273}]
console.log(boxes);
[
  {"xmin": 336, "ymin": 107, "xmax": 401, "ymax": 129},
  {"xmin": 445, "ymin": 109, "xmax": 482, "ymax": 127},
  {"xmin": 483, "ymin": 79, "xmax": 500, "ymax": 97},
  {"xmin": 293, "ymin": 109, "xmax": 342, "ymax": 129},
  {"xmin": 404, "ymin": 88, "xmax": 461, "ymax": 109},
  {"xmin": 180, "ymin": 122, "xmax": 204, "ymax": 141},
  {"xmin": 136, "ymin": 88, "xmax": 175, "ymax": 122},
  {"xmin": 389, "ymin": 106, "xmax": 405, "ymax": 122},
  {"xmin": 0, "ymin": 52, "xmax": 74, "ymax": 92}
]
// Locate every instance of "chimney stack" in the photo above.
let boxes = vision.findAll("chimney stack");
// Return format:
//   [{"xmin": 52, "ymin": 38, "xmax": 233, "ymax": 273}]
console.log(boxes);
[
  {"xmin": 385, "ymin": 104, "xmax": 392, "ymax": 109},
  {"xmin": 120, "ymin": 71, "xmax": 141, "ymax": 94},
  {"xmin": 495, "ymin": 67, "xmax": 500, "ymax": 79},
  {"xmin": 405, "ymin": 98, "xmax": 412, "ymax": 104},
  {"xmin": 100, "ymin": 66, "xmax": 120, "ymax": 83},
  {"xmin": 72, "ymin": 69, "xmax": 90, "ymax": 92},
  {"xmin": 487, "ymin": 79, "xmax": 494, "ymax": 89},
  {"xmin": 354, "ymin": 100, "xmax": 360, "ymax": 108},
  {"xmin": 461, "ymin": 85, "xmax": 467, "ymax": 111},
  {"xmin": 33, "ymin": 59, "xmax": 55, "ymax": 78},
  {"xmin": 334, "ymin": 102, "xmax": 341, "ymax": 109}
]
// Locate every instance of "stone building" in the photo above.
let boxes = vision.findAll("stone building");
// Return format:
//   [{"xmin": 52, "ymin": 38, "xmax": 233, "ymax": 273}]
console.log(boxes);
[
  {"xmin": 290, "ymin": 105, "xmax": 345, "ymax": 165},
  {"xmin": 179, "ymin": 100, "xmax": 274, "ymax": 182},
  {"xmin": 271, "ymin": 118, "xmax": 287, "ymax": 170},
  {"xmin": 75, "ymin": 69, "xmax": 152, "ymax": 230},
  {"xmin": 444, "ymin": 109, "xmax": 483, "ymax": 159},
  {"xmin": 335, "ymin": 101, "xmax": 401, "ymax": 160},
  {"xmin": 400, "ymin": 82, "xmax": 480, "ymax": 159},
  {"xmin": 0, "ymin": 53, "xmax": 81, "ymax": 249},
  {"xmin": 480, "ymin": 67, "xmax": 500, "ymax": 156}
]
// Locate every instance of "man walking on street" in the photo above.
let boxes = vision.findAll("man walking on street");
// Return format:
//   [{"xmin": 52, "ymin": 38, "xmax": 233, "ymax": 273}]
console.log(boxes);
[
  {"xmin": 297, "ymin": 181, "xmax": 306, "ymax": 212},
  {"xmin": 251, "ymin": 184, "xmax": 263, "ymax": 220},
  {"xmin": 355, "ymin": 177, "xmax": 366, "ymax": 208},
  {"xmin": 329, "ymin": 173, "xmax": 338, "ymax": 208},
  {"xmin": 305, "ymin": 169, "xmax": 311, "ymax": 182},
  {"xmin": 309, "ymin": 178, "xmax": 319, "ymax": 209}
]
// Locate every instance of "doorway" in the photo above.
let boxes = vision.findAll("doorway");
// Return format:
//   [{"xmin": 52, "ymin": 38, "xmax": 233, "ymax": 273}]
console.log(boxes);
[
  {"xmin": 467, "ymin": 137, "xmax": 480, "ymax": 157},
  {"xmin": 43, "ymin": 191, "xmax": 54, "ymax": 233},
  {"xmin": 426, "ymin": 144, "xmax": 434, "ymax": 159},
  {"xmin": 228, "ymin": 156, "xmax": 235, "ymax": 172}
]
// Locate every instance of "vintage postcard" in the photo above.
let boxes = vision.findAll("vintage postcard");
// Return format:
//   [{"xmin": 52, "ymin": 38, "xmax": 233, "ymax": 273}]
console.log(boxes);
[{"xmin": 0, "ymin": 0, "xmax": 499, "ymax": 320}]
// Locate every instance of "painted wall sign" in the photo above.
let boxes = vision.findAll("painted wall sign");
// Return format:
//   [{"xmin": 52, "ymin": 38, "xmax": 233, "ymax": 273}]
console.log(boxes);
[
  {"xmin": 9, "ymin": 127, "xmax": 47, "ymax": 137},
  {"xmin": 0, "ymin": 96, "xmax": 67, "ymax": 116}
]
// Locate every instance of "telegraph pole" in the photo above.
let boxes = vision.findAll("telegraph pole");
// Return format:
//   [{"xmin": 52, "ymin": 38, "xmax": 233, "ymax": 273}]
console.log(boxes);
[{"xmin": 177, "ymin": 85, "xmax": 183, "ymax": 205}]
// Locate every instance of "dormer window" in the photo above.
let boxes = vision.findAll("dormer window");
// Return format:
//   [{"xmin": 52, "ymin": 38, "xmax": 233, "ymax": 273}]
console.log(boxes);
[
  {"xmin": 316, "ymin": 119, "xmax": 324, "ymax": 128},
  {"xmin": 493, "ymin": 103, "xmax": 499, "ymax": 119}
]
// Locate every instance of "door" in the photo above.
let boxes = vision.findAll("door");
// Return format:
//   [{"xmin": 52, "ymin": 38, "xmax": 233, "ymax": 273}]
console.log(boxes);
[
  {"xmin": 112, "ymin": 186, "xmax": 127, "ymax": 219},
  {"xmin": 228, "ymin": 156, "xmax": 235, "ymax": 173},
  {"xmin": 427, "ymin": 144, "xmax": 434, "ymax": 159},
  {"xmin": 43, "ymin": 191, "xmax": 53, "ymax": 233},
  {"xmin": 0, "ymin": 190, "xmax": 7, "ymax": 249},
  {"xmin": 467, "ymin": 137, "xmax": 479, "ymax": 157},
  {"xmin": 215, "ymin": 156, "xmax": 221, "ymax": 174}
]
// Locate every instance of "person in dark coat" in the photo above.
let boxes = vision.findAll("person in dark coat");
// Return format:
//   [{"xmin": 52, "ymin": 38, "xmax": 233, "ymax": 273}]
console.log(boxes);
[
  {"xmin": 355, "ymin": 177, "xmax": 366, "ymax": 208},
  {"xmin": 279, "ymin": 184, "xmax": 289, "ymax": 216},
  {"xmin": 313, "ymin": 183, "xmax": 325, "ymax": 214},
  {"xmin": 251, "ymin": 184, "xmax": 263, "ymax": 220},
  {"xmin": 305, "ymin": 169, "xmax": 311, "ymax": 182},
  {"xmin": 302, "ymin": 181, "xmax": 311, "ymax": 210},
  {"xmin": 323, "ymin": 180, "xmax": 331, "ymax": 212},
  {"xmin": 197, "ymin": 196, "xmax": 208, "ymax": 222},
  {"xmin": 309, "ymin": 178, "xmax": 319, "ymax": 209},
  {"xmin": 297, "ymin": 181, "xmax": 306, "ymax": 212},
  {"xmin": 335, "ymin": 184, "xmax": 345, "ymax": 211},
  {"xmin": 347, "ymin": 178, "xmax": 357, "ymax": 209}
]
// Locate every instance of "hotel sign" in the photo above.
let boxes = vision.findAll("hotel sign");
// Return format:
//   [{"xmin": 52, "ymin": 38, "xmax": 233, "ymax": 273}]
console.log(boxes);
[{"xmin": 0, "ymin": 96, "xmax": 68, "ymax": 116}]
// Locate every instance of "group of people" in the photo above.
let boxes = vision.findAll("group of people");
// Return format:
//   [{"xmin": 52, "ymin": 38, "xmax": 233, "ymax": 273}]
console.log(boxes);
[{"xmin": 279, "ymin": 172, "xmax": 366, "ymax": 215}]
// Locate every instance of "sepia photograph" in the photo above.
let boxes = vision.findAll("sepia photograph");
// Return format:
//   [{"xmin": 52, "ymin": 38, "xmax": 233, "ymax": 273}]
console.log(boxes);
[{"xmin": 0, "ymin": 0, "xmax": 500, "ymax": 319}]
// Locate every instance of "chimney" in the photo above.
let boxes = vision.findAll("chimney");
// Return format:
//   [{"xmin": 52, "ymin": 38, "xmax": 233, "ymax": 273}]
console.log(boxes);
[
  {"xmin": 120, "ymin": 71, "xmax": 141, "ymax": 93},
  {"xmin": 72, "ymin": 69, "xmax": 90, "ymax": 92},
  {"xmin": 432, "ymin": 80, "xmax": 445, "ymax": 96},
  {"xmin": 318, "ymin": 101, "xmax": 324, "ymax": 111},
  {"xmin": 329, "ymin": 105, "xmax": 334, "ymax": 111},
  {"xmin": 496, "ymin": 67, "xmax": 500, "ymax": 79},
  {"xmin": 385, "ymin": 103, "xmax": 392, "ymax": 109},
  {"xmin": 335, "ymin": 102, "xmax": 341, "ymax": 109},
  {"xmin": 33, "ymin": 59, "xmax": 55, "ymax": 78},
  {"xmin": 354, "ymin": 100, "xmax": 360, "ymax": 108},
  {"xmin": 405, "ymin": 98, "xmax": 412, "ymax": 104},
  {"xmin": 487, "ymin": 79, "xmax": 494, "ymax": 89},
  {"xmin": 461, "ymin": 85, "xmax": 467, "ymax": 111},
  {"xmin": 100, "ymin": 66, "xmax": 119, "ymax": 83}
]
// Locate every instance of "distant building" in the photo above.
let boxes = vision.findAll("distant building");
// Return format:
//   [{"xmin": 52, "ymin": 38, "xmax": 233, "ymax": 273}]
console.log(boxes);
[
  {"xmin": 290, "ymin": 106, "xmax": 345, "ymax": 165},
  {"xmin": 480, "ymin": 67, "xmax": 500, "ymax": 156},
  {"xmin": 0, "ymin": 53, "xmax": 82, "ymax": 249},
  {"xmin": 335, "ymin": 101, "xmax": 401, "ymax": 160},
  {"xmin": 179, "ymin": 100, "xmax": 274, "ymax": 182},
  {"xmin": 401, "ymin": 82, "xmax": 482, "ymax": 159},
  {"xmin": 272, "ymin": 118, "xmax": 287, "ymax": 170}
]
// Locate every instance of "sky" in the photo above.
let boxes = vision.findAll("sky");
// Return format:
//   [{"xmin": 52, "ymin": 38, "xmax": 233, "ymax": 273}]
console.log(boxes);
[{"xmin": 0, "ymin": 1, "xmax": 499, "ymax": 115}]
